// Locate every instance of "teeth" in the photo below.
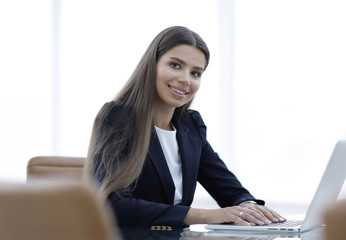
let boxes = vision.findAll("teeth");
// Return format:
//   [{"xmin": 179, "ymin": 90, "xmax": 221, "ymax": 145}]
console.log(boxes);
[{"xmin": 171, "ymin": 87, "xmax": 186, "ymax": 95}]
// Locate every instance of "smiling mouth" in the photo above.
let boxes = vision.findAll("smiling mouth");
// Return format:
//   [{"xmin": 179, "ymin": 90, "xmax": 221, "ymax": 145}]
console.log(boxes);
[{"xmin": 169, "ymin": 85, "xmax": 190, "ymax": 95}]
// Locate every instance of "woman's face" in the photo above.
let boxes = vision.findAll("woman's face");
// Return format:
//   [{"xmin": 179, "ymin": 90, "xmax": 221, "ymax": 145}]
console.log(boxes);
[{"xmin": 155, "ymin": 44, "xmax": 206, "ymax": 112}]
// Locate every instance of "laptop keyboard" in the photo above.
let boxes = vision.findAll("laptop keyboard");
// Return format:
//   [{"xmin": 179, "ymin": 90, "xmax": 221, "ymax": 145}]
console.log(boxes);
[{"xmin": 269, "ymin": 220, "xmax": 302, "ymax": 227}]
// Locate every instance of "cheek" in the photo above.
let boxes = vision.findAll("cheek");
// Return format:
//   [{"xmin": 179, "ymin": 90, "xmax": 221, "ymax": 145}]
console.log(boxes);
[
  {"xmin": 190, "ymin": 80, "xmax": 201, "ymax": 94},
  {"xmin": 156, "ymin": 69, "xmax": 171, "ymax": 87},
  {"xmin": 155, "ymin": 71, "xmax": 166, "ymax": 90}
]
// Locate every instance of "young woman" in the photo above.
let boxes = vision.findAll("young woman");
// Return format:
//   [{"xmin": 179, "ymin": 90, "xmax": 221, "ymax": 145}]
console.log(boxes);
[{"xmin": 83, "ymin": 26, "xmax": 285, "ymax": 228}]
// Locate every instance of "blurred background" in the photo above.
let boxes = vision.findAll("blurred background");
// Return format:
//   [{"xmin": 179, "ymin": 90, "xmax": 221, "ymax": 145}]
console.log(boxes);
[{"xmin": 1, "ymin": 0, "xmax": 345, "ymax": 215}]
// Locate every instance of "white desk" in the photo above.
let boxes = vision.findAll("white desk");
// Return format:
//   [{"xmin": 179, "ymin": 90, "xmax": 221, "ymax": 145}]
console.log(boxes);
[{"xmin": 182, "ymin": 224, "xmax": 325, "ymax": 240}]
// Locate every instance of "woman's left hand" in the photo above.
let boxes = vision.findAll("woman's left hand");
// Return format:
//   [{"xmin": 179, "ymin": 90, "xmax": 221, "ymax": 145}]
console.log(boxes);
[{"xmin": 239, "ymin": 202, "xmax": 286, "ymax": 224}]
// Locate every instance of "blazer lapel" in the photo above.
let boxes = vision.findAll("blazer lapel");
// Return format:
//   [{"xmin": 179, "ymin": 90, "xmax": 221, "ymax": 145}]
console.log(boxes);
[
  {"xmin": 174, "ymin": 116, "xmax": 200, "ymax": 205},
  {"xmin": 147, "ymin": 129, "xmax": 176, "ymax": 204}
]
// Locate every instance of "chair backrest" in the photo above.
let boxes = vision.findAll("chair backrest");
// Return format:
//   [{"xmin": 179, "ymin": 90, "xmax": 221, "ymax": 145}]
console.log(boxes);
[
  {"xmin": 0, "ymin": 182, "xmax": 121, "ymax": 240},
  {"xmin": 324, "ymin": 199, "xmax": 346, "ymax": 240},
  {"xmin": 27, "ymin": 156, "xmax": 85, "ymax": 182}
]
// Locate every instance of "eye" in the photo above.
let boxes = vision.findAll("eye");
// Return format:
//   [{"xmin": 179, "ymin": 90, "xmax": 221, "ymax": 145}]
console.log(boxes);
[
  {"xmin": 170, "ymin": 62, "xmax": 180, "ymax": 69},
  {"xmin": 191, "ymin": 71, "xmax": 202, "ymax": 78}
]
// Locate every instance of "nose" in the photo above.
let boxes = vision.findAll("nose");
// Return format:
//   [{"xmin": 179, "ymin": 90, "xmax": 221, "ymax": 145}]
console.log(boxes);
[{"xmin": 178, "ymin": 71, "xmax": 190, "ymax": 86}]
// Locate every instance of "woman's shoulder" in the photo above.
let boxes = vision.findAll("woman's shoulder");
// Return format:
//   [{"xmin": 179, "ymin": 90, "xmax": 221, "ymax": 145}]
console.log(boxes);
[
  {"xmin": 97, "ymin": 101, "xmax": 121, "ymax": 117},
  {"xmin": 175, "ymin": 109, "xmax": 207, "ymax": 140},
  {"xmin": 177, "ymin": 109, "xmax": 206, "ymax": 128},
  {"xmin": 186, "ymin": 109, "xmax": 204, "ymax": 123},
  {"xmin": 100, "ymin": 101, "xmax": 124, "ymax": 113},
  {"xmin": 96, "ymin": 101, "xmax": 132, "ymax": 124}
]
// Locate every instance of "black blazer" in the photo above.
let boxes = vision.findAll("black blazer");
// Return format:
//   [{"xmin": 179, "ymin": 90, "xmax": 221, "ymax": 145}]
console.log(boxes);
[{"xmin": 95, "ymin": 102, "xmax": 263, "ymax": 228}]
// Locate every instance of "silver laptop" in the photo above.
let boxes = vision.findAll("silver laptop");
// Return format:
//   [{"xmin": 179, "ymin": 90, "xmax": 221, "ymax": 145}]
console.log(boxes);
[{"xmin": 205, "ymin": 140, "xmax": 346, "ymax": 233}]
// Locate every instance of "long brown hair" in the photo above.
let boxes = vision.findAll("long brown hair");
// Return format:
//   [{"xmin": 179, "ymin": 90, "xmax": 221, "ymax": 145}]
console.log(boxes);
[{"xmin": 83, "ymin": 26, "xmax": 210, "ymax": 201}]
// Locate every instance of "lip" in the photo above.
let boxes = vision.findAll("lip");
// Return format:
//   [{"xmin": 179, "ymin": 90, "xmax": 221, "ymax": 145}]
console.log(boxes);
[
  {"xmin": 168, "ymin": 85, "xmax": 189, "ymax": 94},
  {"xmin": 168, "ymin": 85, "xmax": 190, "ymax": 99}
]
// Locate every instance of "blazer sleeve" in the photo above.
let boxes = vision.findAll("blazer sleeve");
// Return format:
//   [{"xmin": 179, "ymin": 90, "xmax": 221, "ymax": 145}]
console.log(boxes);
[
  {"xmin": 189, "ymin": 110, "xmax": 265, "ymax": 207},
  {"xmin": 106, "ymin": 190, "xmax": 190, "ymax": 227}
]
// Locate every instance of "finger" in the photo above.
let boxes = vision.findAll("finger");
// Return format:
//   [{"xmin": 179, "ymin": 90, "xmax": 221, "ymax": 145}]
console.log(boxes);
[
  {"xmin": 241, "ymin": 204, "xmax": 275, "ymax": 224},
  {"xmin": 268, "ymin": 209, "xmax": 286, "ymax": 222},
  {"xmin": 238, "ymin": 211, "xmax": 268, "ymax": 226},
  {"xmin": 262, "ymin": 206, "xmax": 286, "ymax": 222},
  {"xmin": 224, "ymin": 208, "xmax": 256, "ymax": 226},
  {"xmin": 251, "ymin": 205, "xmax": 278, "ymax": 223},
  {"xmin": 253, "ymin": 205, "xmax": 286, "ymax": 223},
  {"xmin": 234, "ymin": 216, "xmax": 253, "ymax": 226},
  {"xmin": 246, "ymin": 205, "xmax": 267, "ymax": 219},
  {"xmin": 240, "ymin": 206, "xmax": 273, "ymax": 225},
  {"xmin": 237, "ymin": 208, "xmax": 272, "ymax": 226}
]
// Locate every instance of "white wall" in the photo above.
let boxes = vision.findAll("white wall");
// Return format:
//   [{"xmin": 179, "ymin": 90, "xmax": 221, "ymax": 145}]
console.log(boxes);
[
  {"xmin": 0, "ymin": 0, "xmax": 53, "ymax": 182},
  {"xmin": 232, "ymin": 0, "xmax": 346, "ymax": 206},
  {"xmin": 0, "ymin": 0, "xmax": 345, "ymax": 211}
]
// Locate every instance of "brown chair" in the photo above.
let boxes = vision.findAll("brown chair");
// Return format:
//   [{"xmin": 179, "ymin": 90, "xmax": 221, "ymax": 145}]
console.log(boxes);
[
  {"xmin": 0, "ymin": 181, "xmax": 122, "ymax": 240},
  {"xmin": 27, "ymin": 156, "xmax": 85, "ymax": 182},
  {"xmin": 324, "ymin": 199, "xmax": 346, "ymax": 240}
]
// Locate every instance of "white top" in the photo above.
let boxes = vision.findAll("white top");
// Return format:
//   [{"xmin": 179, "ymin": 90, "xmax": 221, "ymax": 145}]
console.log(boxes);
[{"xmin": 154, "ymin": 125, "xmax": 183, "ymax": 205}]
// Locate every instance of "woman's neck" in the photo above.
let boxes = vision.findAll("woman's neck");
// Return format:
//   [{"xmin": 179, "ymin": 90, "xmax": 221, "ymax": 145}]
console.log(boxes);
[{"xmin": 154, "ymin": 107, "xmax": 175, "ymax": 131}]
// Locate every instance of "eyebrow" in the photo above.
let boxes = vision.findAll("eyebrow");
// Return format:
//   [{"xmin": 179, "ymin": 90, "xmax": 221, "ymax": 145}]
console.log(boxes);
[{"xmin": 169, "ymin": 57, "xmax": 205, "ymax": 72}]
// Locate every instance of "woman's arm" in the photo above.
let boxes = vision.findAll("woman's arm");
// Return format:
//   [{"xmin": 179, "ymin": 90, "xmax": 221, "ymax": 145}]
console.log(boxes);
[
  {"xmin": 187, "ymin": 110, "xmax": 285, "ymax": 225},
  {"xmin": 108, "ymin": 191, "xmax": 190, "ymax": 227}
]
